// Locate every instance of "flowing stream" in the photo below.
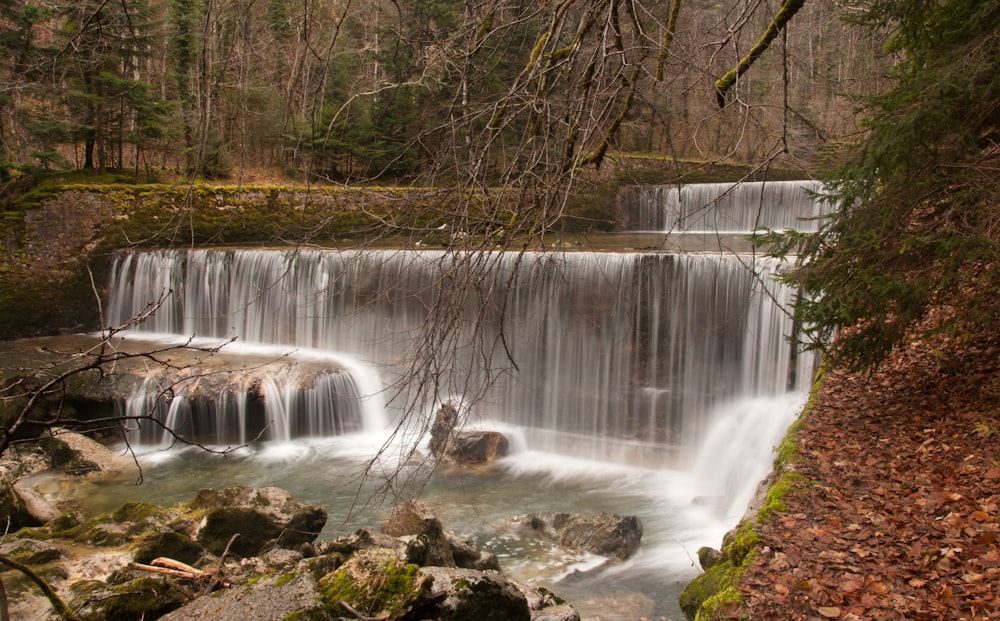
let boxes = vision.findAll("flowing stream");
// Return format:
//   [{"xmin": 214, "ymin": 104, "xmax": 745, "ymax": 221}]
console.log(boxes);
[
  {"xmin": 73, "ymin": 182, "xmax": 821, "ymax": 619},
  {"xmin": 618, "ymin": 179, "xmax": 828, "ymax": 233}
]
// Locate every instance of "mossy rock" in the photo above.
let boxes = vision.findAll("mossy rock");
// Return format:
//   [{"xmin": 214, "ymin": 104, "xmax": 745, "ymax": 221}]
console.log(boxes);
[
  {"xmin": 198, "ymin": 506, "xmax": 281, "ymax": 558},
  {"xmin": 80, "ymin": 576, "xmax": 186, "ymax": 621},
  {"xmin": 132, "ymin": 530, "xmax": 204, "ymax": 566},
  {"xmin": 319, "ymin": 548, "xmax": 431, "ymax": 620},
  {"xmin": 418, "ymin": 566, "xmax": 531, "ymax": 621},
  {"xmin": 679, "ymin": 560, "xmax": 741, "ymax": 621}
]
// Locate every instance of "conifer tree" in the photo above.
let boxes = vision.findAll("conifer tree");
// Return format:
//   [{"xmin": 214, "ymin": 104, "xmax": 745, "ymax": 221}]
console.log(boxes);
[{"xmin": 776, "ymin": 0, "xmax": 1000, "ymax": 369}]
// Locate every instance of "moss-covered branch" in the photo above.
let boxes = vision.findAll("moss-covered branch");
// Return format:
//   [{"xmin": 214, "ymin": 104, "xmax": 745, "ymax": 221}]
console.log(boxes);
[
  {"xmin": 0, "ymin": 554, "xmax": 81, "ymax": 621},
  {"xmin": 714, "ymin": 0, "xmax": 806, "ymax": 106}
]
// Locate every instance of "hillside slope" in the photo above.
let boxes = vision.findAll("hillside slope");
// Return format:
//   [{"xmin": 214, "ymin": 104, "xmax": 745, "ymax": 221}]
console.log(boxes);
[{"xmin": 730, "ymin": 309, "xmax": 1000, "ymax": 619}]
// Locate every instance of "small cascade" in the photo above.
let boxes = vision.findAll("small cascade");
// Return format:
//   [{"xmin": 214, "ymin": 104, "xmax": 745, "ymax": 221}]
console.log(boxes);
[
  {"xmin": 120, "ymin": 367, "xmax": 365, "ymax": 446},
  {"xmin": 107, "ymin": 249, "xmax": 815, "ymax": 459},
  {"xmin": 618, "ymin": 179, "xmax": 827, "ymax": 233}
]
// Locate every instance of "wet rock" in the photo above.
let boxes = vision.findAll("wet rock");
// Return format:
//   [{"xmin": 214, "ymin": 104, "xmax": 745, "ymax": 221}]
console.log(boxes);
[
  {"xmin": 428, "ymin": 401, "xmax": 509, "ymax": 465},
  {"xmin": 446, "ymin": 531, "xmax": 501, "ymax": 571},
  {"xmin": 512, "ymin": 512, "xmax": 643, "ymax": 560},
  {"xmin": 449, "ymin": 431, "xmax": 510, "ymax": 464},
  {"xmin": 429, "ymin": 401, "xmax": 460, "ymax": 458},
  {"xmin": 12, "ymin": 479, "xmax": 60, "ymax": 524},
  {"xmin": 420, "ymin": 566, "xmax": 530, "ymax": 621},
  {"xmin": 39, "ymin": 428, "xmax": 126, "ymax": 475},
  {"xmin": 382, "ymin": 499, "xmax": 501, "ymax": 570},
  {"xmin": 382, "ymin": 499, "xmax": 455, "ymax": 566},
  {"xmin": 189, "ymin": 485, "xmax": 327, "ymax": 557}
]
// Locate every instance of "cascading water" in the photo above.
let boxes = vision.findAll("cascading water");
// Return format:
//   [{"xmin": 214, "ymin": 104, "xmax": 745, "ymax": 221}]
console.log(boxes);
[
  {"xmin": 107, "ymin": 249, "xmax": 812, "ymax": 458},
  {"xmin": 98, "ymin": 246, "xmax": 815, "ymax": 619},
  {"xmin": 618, "ymin": 179, "xmax": 828, "ymax": 233}
]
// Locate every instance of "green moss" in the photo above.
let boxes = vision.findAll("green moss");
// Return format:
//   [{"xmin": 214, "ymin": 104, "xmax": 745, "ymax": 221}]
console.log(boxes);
[
  {"xmin": 679, "ymin": 560, "xmax": 742, "ymax": 620},
  {"xmin": 757, "ymin": 471, "xmax": 807, "ymax": 522},
  {"xmin": 274, "ymin": 572, "xmax": 297, "ymax": 588},
  {"xmin": 319, "ymin": 551, "xmax": 430, "ymax": 620},
  {"xmin": 720, "ymin": 522, "xmax": 759, "ymax": 566},
  {"xmin": 92, "ymin": 576, "xmax": 185, "ymax": 621},
  {"xmin": 697, "ymin": 585, "xmax": 743, "ymax": 621}
]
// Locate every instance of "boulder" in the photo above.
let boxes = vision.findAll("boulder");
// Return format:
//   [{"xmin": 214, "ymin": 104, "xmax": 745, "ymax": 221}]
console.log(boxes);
[
  {"xmin": 382, "ymin": 499, "xmax": 455, "ymax": 566},
  {"xmin": 319, "ymin": 547, "xmax": 432, "ymax": 620},
  {"xmin": 0, "ymin": 480, "xmax": 40, "ymax": 531},
  {"xmin": 512, "ymin": 512, "xmax": 643, "ymax": 560},
  {"xmin": 40, "ymin": 428, "xmax": 127, "ymax": 475},
  {"xmin": 382, "ymin": 499, "xmax": 501, "ymax": 570},
  {"xmin": 420, "ymin": 566, "xmax": 530, "ymax": 621},
  {"xmin": 12, "ymin": 480, "xmax": 60, "ymax": 524},
  {"xmin": 446, "ymin": 531, "xmax": 501, "ymax": 571},
  {"xmin": 698, "ymin": 545, "xmax": 724, "ymax": 571},
  {"xmin": 159, "ymin": 572, "xmax": 323, "ymax": 621},
  {"xmin": 0, "ymin": 538, "xmax": 67, "ymax": 565},
  {"xmin": 428, "ymin": 401, "xmax": 509, "ymax": 465},
  {"xmin": 449, "ymin": 431, "xmax": 510, "ymax": 464},
  {"xmin": 189, "ymin": 485, "xmax": 327, "ymax": 557}
]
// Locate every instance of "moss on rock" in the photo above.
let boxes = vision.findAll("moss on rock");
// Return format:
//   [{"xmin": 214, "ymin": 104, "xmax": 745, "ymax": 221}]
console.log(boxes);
[{"xmin": 318, "ymin": 548, "xmax": 430, "ymax": 620}]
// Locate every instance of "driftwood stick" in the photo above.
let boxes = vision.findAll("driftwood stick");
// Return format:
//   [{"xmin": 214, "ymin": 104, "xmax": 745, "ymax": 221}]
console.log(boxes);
[
  {"xmin": 150, "ymin": 557, "xmax": 203, "ymax": 575},
  {"xmin": 129, "ymin": 562, "xmax": 201, "ymax": 580}
]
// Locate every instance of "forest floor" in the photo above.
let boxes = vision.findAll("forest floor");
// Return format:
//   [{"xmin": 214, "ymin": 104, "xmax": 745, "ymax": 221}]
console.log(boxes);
[{"xmin": 727, "ymin": 308, "xmax": 1000, "ymax": 620}]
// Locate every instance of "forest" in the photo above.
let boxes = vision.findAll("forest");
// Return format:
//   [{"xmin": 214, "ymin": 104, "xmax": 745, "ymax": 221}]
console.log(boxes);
[{"xmin": 0, "ymin": 0, "xmax": 882, "ymax": 184}]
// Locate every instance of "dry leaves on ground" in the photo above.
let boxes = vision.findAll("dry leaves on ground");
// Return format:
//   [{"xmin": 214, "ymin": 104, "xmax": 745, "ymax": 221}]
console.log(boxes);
[{"xmin": 729, "ymin": 317, "xmax": 1000, "ymax": 620}]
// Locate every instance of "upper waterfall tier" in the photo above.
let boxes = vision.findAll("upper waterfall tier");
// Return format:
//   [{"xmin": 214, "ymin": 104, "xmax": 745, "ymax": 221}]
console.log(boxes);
[
  {"xmin": 617, "ymin": 180, "xmax": 828, "ymax": 233},
  {"xmin": 106, "ymin": 249, "xmax": 814, "ymax": 453}
]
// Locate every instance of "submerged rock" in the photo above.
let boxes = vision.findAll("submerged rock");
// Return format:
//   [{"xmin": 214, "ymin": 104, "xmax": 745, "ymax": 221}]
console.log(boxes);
[{"xmin": 510, "ymin": 511, "xmax": 643, "ymax": 560}]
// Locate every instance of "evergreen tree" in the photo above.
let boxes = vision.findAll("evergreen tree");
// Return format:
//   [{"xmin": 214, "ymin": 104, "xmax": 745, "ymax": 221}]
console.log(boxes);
[{"xmin": 775, "ymin": 0, "xmax": 1000, "ymax": 369}]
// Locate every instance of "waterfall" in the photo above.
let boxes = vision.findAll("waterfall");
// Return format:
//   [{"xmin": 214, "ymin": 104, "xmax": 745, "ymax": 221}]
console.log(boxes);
[
  {"xmin": 119, "ymin": 366, "xmax": 366, "ymax": 446},
  {"xmin": 618, "ymin": 180, "xmax": 827, "ymax": 233},
  {"xmin": 107, "ymin": 249, "xmax": 813, "ymax": 459}
]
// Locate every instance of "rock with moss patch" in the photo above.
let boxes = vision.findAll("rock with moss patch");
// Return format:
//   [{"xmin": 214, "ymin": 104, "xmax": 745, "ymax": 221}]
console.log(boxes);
[
  {"xmin": 132, "ymin": 530, "xmax": 204, "ymax": 566},
  {"xmin": 0, "ymin": 538, "xmax": 66, "ymax": 565},
  {"xmin": 190, "ymin": 486, "xmax": 327, "ymax": 557},
  {"xmin": 158, "ymin": 572, "xmax": 324, "ymax": 621},
  {"xmin": 319, "ymin": 547, "xmax": 432, "ymax": 620},
  {"xmin": 420, "ymin": 566, "xmax": 530, "ymax": 621},
  {"xmin": 697, "ymin": 546, "xmax": 723, "ymax": 571}
]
